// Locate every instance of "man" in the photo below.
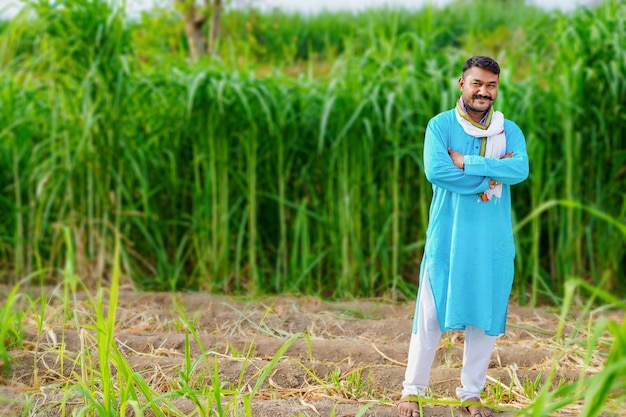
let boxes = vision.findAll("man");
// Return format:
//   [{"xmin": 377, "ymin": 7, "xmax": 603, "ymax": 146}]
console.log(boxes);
[{"xmin": 397, "ymin": 56, "xmax": 529, "ymax": 417}]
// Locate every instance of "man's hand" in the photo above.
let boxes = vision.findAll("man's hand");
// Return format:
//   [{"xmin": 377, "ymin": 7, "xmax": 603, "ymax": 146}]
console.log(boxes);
[
  {"xmin": 448, "ymin": 148, "xmax": 514, "ymax": 179},
  {"xmin": 489, "ymin": 151, "xmax": 514, "ymax": 187},
  {"xmin": 447, "ymin": 148, "xmax": 465, "ymax": 169}
]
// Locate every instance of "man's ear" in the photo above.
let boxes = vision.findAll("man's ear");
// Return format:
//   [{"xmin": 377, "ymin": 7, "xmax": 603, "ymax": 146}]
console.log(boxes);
[{"xmin": 458, "ymin": 76, "xmax": 464, "ymax": 90}]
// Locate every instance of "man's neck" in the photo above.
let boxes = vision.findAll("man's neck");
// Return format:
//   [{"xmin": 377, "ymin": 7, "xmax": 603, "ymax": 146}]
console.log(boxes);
[{"xmin": 467, "ymin": 109, "xmax": 488, "ymax": 124}]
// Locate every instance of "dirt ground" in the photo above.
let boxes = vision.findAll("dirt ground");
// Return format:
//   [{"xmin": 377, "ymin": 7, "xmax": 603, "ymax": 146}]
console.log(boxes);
[{"xmin": 0, "ymin": 289, "xmax": 621, "ymax": 416}]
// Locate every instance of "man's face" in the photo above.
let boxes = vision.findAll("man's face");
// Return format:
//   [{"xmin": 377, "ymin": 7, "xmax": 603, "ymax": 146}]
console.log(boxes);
[{"xmin": 458, "ymin": 66, "xmax": 499, "ymax": 115}]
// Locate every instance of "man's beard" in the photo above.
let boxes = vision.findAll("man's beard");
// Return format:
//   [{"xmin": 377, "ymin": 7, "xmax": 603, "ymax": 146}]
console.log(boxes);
[{"xmin": 466, "ymin": 94, "xmax": 494, "ymax": 113}]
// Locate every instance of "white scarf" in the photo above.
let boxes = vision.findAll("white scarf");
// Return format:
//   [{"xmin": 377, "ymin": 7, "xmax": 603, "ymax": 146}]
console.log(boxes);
[{"xmin": 455, "ymin": 99, "xmax": 506, "ymax": 201}]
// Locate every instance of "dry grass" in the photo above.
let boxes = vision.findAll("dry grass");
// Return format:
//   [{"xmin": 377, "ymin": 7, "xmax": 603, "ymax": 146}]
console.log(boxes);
[{"xmin": 1, "ymin": 286, "xmax": 623, "ymax": 416}]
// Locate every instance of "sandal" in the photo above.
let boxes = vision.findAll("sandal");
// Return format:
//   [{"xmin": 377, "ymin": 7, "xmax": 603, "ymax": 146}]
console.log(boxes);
[
  {"xmin": 462, "ymin": 397, "xmax": 494, "ymax": 417},
  {"xmin": 397, "ymin": 394, "xmax": 420, "ymax": 417}
]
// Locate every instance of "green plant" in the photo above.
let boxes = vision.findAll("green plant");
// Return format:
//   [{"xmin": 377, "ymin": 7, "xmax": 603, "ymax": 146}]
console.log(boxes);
[
  {"xmin": 522, "ymin": 373, "xmax": 542, "ymax": 401},
  {"xmin": 519, "ymin": 278, "xmax": 626, "ymax": 416},
  {"xmin": 0, "ymin": 281, "xmax": 24, "ymax": 374},
  {"xmin": 323, "ymin": 367, "xmax": 375, "ymax": 400},
  {"xmin": 1, "ymin": 0, "xmax": 624, "ymax": 302},
  {"xmin": 486, "ymin": 378, "xmax": 514, "ymax": 404}
]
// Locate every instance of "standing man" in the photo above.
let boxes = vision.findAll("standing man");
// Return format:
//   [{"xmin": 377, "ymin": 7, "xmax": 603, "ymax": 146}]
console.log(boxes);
[{"xmin": 397, "ymin": 56, "xmax": 529, "ymax": 417}]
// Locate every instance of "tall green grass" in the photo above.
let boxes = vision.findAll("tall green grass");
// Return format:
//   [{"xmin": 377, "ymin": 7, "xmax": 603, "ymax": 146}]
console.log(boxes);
[
  {"xmin": 0, "ymin": 0, "xmax": 624, "ymax": 303},
  {"xmin": 0, "ymin": 278, "xmax": 24, "ymax": 373}
]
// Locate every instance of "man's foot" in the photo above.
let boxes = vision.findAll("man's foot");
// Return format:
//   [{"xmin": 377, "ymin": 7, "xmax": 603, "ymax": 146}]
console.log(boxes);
[
  {"xmin": 397, "ymin": 395, "xmax": 420, "ymax": 417},
  {"xmin": 462, "ymin": 397, "xmax": 493, "ymax": 417}
]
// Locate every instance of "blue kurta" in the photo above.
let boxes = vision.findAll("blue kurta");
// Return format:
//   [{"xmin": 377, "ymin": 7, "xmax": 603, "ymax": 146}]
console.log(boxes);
[{"xmin": 415, "ymin": 108, "xmax": 529, "ymax": 336}]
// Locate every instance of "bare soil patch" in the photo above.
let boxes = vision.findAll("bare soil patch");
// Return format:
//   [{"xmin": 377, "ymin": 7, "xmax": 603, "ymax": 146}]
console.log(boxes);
[{"xmin": 0, "ymin": 289, "xmax": 620, "ymax": 416}]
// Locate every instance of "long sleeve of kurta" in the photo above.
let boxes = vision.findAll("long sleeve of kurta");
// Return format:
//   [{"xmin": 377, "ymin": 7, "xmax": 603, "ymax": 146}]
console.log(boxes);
[
  {"xmin": 416, "ymin": 109, "xmax": 529, "ymax": 336},
  {"xmin": 424, "ymin": 113, "xmax": 529, "ymax": 192}
]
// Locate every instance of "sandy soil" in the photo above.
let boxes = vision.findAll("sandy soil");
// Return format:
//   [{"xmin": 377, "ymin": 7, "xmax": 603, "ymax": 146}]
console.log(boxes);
[{"xmin": 0, "ymin": 289, "xmax": 620, "ymax": 416}]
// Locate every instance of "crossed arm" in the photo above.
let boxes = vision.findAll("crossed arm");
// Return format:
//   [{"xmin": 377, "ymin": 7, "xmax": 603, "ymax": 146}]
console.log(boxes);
[
  {"xmin": 423, "ymin": 118, "xmax": 529, "ymax": 195},
  {"xmin": 448, "ymin": 148, "xmax": 513, "ymax": 187}
]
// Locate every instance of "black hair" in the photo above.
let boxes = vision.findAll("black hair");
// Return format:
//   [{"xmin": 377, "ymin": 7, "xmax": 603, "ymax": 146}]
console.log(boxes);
[{"xmin": 462, "ymin": 56, "xmax": 500, "ymax": 76}]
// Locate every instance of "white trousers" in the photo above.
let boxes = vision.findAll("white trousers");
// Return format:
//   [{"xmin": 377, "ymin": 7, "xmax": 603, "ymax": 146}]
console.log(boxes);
[{"xmin": 402, "ymin": 270, "xmax": 496, "ymax": 401}]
